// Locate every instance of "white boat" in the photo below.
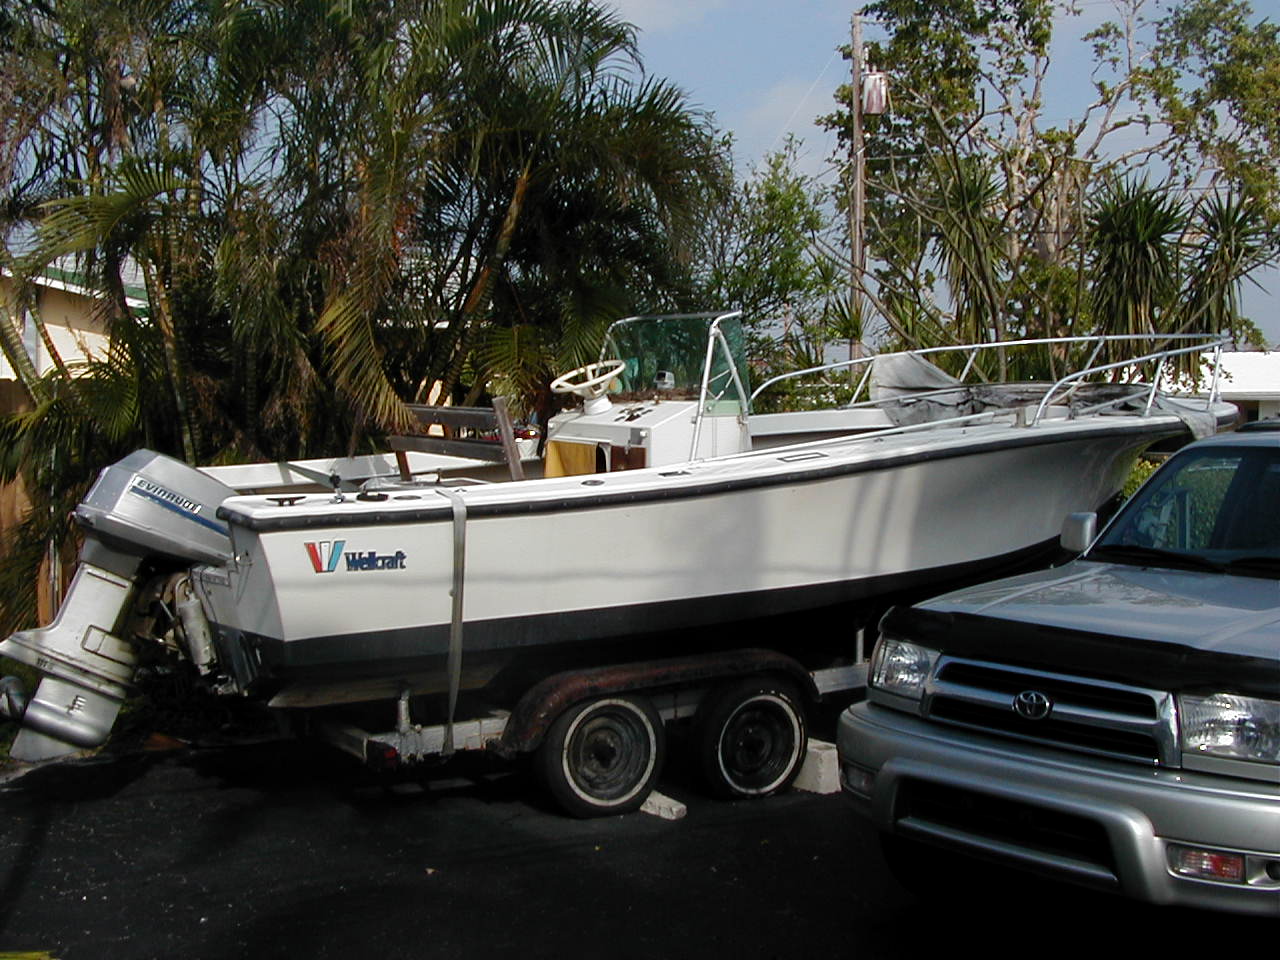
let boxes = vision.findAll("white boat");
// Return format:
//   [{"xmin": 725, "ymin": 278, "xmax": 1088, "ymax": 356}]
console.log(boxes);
[{"xmin": 0, "ymin": 313, "xmax": 1238, "ymax": 764}]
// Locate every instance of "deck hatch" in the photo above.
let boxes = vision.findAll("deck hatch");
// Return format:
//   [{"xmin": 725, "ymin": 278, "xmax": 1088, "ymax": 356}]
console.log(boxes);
[{"xmin": 777, "ymin": 451, "xmax": 829, "ymax": 462}]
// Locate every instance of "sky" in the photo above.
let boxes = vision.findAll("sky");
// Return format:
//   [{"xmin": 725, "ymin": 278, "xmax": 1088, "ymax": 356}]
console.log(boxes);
[{"xmin": 607, "ymin": 0, "xmax": 1279, "ymax": 346}]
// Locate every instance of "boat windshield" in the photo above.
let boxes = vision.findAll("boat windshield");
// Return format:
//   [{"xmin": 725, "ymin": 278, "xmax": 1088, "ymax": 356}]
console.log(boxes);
[
  {"xmin": 602, "ymin": 314, "xmax": 750, "ymax": 412},
  {"xmin": 1092, "ymin": 446, "xmax": 1280, "ymax": 577}
]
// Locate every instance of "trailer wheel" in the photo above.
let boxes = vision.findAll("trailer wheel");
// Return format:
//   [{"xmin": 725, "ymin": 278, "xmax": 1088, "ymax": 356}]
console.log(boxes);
[
  {"xmin": 694, "ymin": 677, "xmax": 806, "ymax": 800},
  {"xmin": 536, "ymin": 695, "xmax": 665, "ymax": 818}
]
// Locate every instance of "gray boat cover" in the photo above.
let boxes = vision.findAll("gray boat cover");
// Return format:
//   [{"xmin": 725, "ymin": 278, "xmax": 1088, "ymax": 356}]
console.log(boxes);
[
  {"xmin": 1150, "ymin": 395, "xmax": 1218, "ymax": 440},
  {"xmin": 869, "ymin": 353, "xmax": 971, "ymax": 426},
  {"xmin": 869, "ymin": 352, "xmax": 963, "ymax": 400},
  {"xmin": 868, "ymin": 352, "xmax": 1220, "ymax": 437}
]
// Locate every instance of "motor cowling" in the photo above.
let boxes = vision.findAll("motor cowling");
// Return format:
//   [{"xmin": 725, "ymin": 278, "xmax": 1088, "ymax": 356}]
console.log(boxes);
[
  {"xmin": 73, "ymin": 449, "xmax": 235, "ymax": 566},
  {"xmin": 0, "ymin": 451, "xmax": 235, "ymax": 761}
]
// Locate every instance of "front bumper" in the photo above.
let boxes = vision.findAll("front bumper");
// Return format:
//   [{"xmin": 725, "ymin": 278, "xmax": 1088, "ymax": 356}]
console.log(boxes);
[{"xmin": 838, "ymin": 702, "xmax": 1280, "ymax": 916}]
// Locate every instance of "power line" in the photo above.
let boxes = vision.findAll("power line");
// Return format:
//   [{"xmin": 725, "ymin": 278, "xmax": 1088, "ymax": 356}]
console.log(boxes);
[{"xmin": 767, "ymin": 47, "xmax": 840, "ymax": 156}]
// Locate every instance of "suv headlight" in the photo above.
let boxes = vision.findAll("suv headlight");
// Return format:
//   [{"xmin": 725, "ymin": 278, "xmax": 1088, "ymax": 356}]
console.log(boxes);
[
  {"xmin": 1179, "ymin": 693, "xmax": 1280, "ymax": 765},
  {"xmin": 870, "ymin": 636, "xmax": 940, "ymax": 702}
]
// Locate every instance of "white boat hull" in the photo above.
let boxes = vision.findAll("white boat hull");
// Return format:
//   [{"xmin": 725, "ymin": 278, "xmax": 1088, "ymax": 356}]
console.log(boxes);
[{"xmin": 194, "ymin": 416, "xmax": 1177, "ymax": 700}]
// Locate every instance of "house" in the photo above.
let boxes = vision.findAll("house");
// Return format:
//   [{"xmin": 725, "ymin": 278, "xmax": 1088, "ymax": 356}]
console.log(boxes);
[
  {"xmin": 0, "ymin": 262, "xmax": 145, "ymax": 623},
  {"xmin": 0, "ymin": 263, "xmax": 144, "ymax": 383},
  {"xmin": 1210, "ymin": 351, "xmax": 1280, "ymax": 422}
]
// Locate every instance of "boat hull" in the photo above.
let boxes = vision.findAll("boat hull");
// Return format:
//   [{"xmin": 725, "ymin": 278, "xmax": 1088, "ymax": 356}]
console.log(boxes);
[{"xmin": 198, "ymin": 419, "xmax": 1172, "ymax": 704}]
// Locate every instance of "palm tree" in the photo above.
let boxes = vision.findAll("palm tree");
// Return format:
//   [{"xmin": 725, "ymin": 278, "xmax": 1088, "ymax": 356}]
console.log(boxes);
[
  {"xmin": 251, "ymin": 0, "xmax": 719, "ymax": 432},
  {"xmin": 407, "ymin": 2, "xmax": 720, "ymax": 409},
  {"xmin": 1179, "ymin": 192, "xmax": 1273, "ymax": 346},
  {"xmin": 0, "ymin": 0, "xmax": 723, "ymax": 634},
  {"xmin": 934, "ymin": 156, "xmax": 1006, "ymax": 348},
  {"xmin": 1087, "ymin": 178, "xmax": 1187, "ymax": 338}
]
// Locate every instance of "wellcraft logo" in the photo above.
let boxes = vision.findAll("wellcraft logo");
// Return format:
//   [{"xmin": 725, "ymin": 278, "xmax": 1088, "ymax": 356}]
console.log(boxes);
[
  {"xmin": 305, "ymin": 540, "xmax": 346, "ymax": 573},
  {"xmin": 305, "ymin": 540, "xmax": 407, "ymax": 573}
]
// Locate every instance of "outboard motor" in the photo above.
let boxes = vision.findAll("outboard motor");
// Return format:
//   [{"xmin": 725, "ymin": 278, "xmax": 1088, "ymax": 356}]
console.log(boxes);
[{"xmin": 0, "ymin": 450, "xmax": 235, "ymax": 761}]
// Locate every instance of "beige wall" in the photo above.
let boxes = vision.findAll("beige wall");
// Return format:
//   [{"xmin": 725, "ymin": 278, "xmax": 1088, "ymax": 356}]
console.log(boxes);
[{"xmin": 1, "ymin": 275, "xmax": 111, "ymax": 380}]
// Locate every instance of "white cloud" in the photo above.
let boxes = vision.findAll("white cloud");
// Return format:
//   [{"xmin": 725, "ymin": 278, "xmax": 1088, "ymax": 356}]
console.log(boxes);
[{"xmin": 606, "ymin": 0, "xmax": 728, "ymax": 34}]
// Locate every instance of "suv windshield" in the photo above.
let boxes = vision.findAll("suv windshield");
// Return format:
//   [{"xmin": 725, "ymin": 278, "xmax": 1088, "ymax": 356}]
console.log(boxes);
[{"xmin": 1093, "ymin": 445, "xmax": 1280, "ymax": 575}]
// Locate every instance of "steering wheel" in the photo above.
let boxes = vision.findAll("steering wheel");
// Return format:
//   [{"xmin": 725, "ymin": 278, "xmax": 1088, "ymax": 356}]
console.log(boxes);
[{"xmin": 550, "ymin": 359, "xmax": 627, "ymax": 401}]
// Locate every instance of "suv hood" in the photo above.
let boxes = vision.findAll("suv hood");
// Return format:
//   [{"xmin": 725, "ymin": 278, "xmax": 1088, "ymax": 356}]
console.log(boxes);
[
  {"xmin": 932, "ymin": 561, "xmax": 1280, "ymax": 655},
  {"xmin": 884, "ymin": 561, "xmax": 1279, "ymax": 697}
]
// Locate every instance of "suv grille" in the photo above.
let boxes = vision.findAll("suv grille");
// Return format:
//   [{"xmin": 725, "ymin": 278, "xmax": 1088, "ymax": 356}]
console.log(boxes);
[{"xmin": 926, "ymin": 657, "xmax": 1178, "ymax": 766}]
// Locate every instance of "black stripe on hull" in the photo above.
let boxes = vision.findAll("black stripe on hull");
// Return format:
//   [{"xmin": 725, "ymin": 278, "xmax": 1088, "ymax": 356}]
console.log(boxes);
[{"xmin": 240, "ymin": 534, "xmax": 1071, "ymax": 694}]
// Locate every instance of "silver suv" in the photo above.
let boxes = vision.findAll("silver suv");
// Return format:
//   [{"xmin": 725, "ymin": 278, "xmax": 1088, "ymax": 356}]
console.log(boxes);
[{"xmin": 838, "ymin": 423, "xmax": 1280, "ymax": 915}]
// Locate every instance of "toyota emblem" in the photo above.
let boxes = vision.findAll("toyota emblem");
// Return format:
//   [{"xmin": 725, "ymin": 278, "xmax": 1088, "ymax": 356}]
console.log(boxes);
[{"xmin": 1013, "ymin": 689, "xmax": 1053, "ymax": 721}]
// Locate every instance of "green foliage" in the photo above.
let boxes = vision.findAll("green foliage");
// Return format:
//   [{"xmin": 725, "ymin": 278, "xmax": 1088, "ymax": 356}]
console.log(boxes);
[
  {"xmin": 686, "ymin": 136, "xmax": 850, "ymax": 392},
  {"xmin": 1146, "ymin": 0, "xmax": 1280, "ymax": 212},
  {"xmin": 1182, "ymin": 193, "xmax": 1271, "ymax": 344},
  {"xmin": 1087, "ymin": 177, "xmax": 1187, "ymax": 336},
  {"xmin": 695, "ymin": 138, "xmax": 830, "ymax": 321},
  {"xmin": 1122, "ymin": 457, "xmax": 1160, "ymax": 499},
  {"xmin": 0, "ymin": 0, "xmax": 722, "ymax": 632},
  {"xmin": 820, "ymin": 0, "xmax": 1280, "ymax": 353}
]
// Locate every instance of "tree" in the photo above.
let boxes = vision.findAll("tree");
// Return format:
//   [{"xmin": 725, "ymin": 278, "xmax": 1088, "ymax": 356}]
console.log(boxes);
[
  {"xmin": 686, "ymin": 137, "xmax": 848, "ymax": 390},
  {"xmin": 1181, "ymin": 192, "xmax": 1271, "ymax": 342},
  {"xmin": 1146, "ymin": 0, "xmax": 1280, "ymax": 212},
  {"xmin": 0, "ymin": 0, "xmax": 723, "ymax": 634},
  {"xmin": 410, "ymin": 5, "xmax": 725, "ymax": 414},
  {"xmin": 822, "ymin": 0, "xmax": 1280, "ymax": 356},
  {"xmin": 1086, "ymin": 177, "xmax": 1186, "ymax": 336}
]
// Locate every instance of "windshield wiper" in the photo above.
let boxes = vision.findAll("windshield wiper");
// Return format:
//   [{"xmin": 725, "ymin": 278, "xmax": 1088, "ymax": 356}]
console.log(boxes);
[
  {"xmin": 1086, "ymin": 543, "xmax": 1226, "ymax": 573},
  {"xmin": 1221, "ymin": 555, "xmax": 1280, "ymax": 578}
]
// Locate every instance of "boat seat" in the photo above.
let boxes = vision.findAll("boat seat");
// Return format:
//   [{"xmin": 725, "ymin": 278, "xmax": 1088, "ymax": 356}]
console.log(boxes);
[{"xmin": 387, "ymin": 397, "xmax": 525, "ymax": 482}]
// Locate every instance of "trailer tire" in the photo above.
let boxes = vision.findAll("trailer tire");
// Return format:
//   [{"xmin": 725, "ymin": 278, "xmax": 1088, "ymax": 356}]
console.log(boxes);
[
  {"xmin": 536, "ymin": 695, "xmax": 665, "ymax": 818},
  {"xmin": 694, "ymin": 677, "xmax": 806, "ymax": 800}
]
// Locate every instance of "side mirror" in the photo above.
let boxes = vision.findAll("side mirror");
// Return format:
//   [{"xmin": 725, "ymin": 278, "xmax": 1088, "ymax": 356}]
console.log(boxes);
[{"xmin": 1060, "ymin": 512, "xmax": 1097, "ymax": 554}]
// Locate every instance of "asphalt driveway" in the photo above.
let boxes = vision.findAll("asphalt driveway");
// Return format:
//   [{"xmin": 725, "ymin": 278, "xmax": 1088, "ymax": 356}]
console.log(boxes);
[{"xmin": 0, "ymin": 738, "xmax": 1272, "ymax": 959}]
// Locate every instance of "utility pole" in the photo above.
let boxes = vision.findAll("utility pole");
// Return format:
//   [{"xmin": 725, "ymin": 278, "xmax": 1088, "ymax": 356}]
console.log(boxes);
[
  {"xmin": 849, "ymin": 11, "xmax": 870, "ymax": 363},
  {"xmin": 848, "ymin": 10, "xmax": 866, "ymax": 357}
]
